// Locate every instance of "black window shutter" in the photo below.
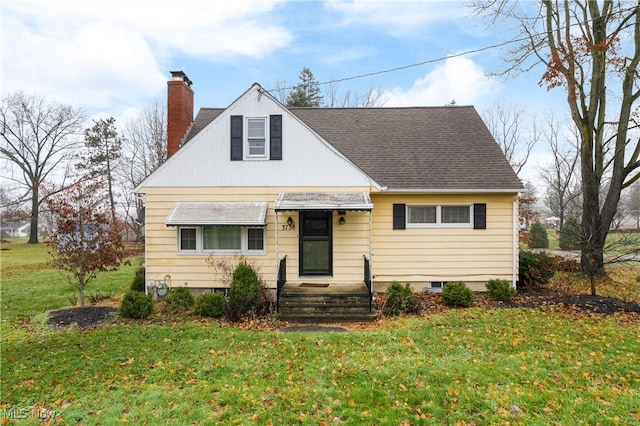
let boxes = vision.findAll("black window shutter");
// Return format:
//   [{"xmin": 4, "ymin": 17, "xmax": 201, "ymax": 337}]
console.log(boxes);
[
  {"xmin": 393, "ymin": 204, "xmax": 406, "ymax": 230},
  {"xmin": 474, "ymin": 203, "xmax": 487, "ymax": 229},
  {"xmin": 270, "ymin": 115, "xmax": 282, "ymax": 160},
  {"xmin": 230, "ymin": 115, "xmax": 243, "ymax": 161}
]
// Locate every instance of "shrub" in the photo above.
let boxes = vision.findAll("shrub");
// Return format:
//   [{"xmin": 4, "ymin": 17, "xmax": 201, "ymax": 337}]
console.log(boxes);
[
  {"xmin": 119, "ymin": 291, "xmax": 154, "ymax": 319},
  {"xmin": 519, "ymin": 249, "xmax": 556, "ymax": 290},
  {"xmin": 553, "ymin": 256, "xmax": 580, "ymax": 273},
  {"xmin": 528, "ymin": 222, "xmax": 549, "ymax": 248},
  {"xmin": 164, "ymin": 286, "xmax": 195, "ymax": 313},
  {"xmin": 383, "ymin": 282, "xmax": 419, "ymax": 316},
  {"xmin": 559, "ymin": 216, "xmax": 581, "ymax": 251},
  {"xmin": 227, "ymin": 262, "xmax": 261, "ymax": 321},
  {"xmin": 442, "ymin": 281, "xmax": 474, "ymax": 307},
  {"xmin": 130, "ymin": 273, "xmax": 146, "ymax": 292},
  {"xmin": 194, "ymin": 293, "xmax": 226, "ymax": 318},
  {"xmin": 485, "ymin": 279, "xmax": 516, "ymax": 301}
]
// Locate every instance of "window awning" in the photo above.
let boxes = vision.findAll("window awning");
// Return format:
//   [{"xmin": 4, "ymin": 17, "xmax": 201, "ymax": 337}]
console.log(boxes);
[
  {"xmin": 166, "ymin": 202, "xmax": 268, "ymax": 226},
  {"xmin": 274, "ymin": 192, "xmax": 373, "ymax": 211}
]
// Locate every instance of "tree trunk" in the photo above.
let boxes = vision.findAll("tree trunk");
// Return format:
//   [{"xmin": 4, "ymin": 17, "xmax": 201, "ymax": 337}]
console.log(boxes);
[
  {"xmin": 28, "ymin": 184, "xmax": 39, "ymax": 244},
  {"xmin": 580, "ymin": 199, "xmax": 606, "ymax": 296}
]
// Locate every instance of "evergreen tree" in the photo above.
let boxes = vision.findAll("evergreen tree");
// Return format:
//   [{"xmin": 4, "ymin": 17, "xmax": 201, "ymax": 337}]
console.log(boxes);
[
  {"xmin": 529, "ymin": 222, "xmax": 549, "ymax": 249},
  {"xmin": 78, "ymin": 117, "xmax": 123, "ymax": 221},
  {"xmin": 559, "ymin": 216, "xmax": 581, "ymax": 251},
  {"xmin": 286, "ymin": 67, "xmax": 324, "ymax": 107}
]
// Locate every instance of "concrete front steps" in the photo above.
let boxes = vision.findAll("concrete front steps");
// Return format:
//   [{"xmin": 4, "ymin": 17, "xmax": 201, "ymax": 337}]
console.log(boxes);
[{"xmin": 277, "ymin": 283, "xmax": 377, "ymax": 323}]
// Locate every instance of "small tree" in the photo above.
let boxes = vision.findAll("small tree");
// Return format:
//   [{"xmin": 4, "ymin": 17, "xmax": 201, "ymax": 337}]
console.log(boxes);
[
  {"xmin": 46, "ymin": 178, "xmax": 128, "ymax": 307},
  {"xmin": 529, "ymin": 222, "xmax": 549, "ymax": 249}
]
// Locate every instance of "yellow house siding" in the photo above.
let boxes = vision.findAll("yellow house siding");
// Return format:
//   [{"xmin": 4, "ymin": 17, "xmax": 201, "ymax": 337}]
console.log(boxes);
[
  {"xmin": 370, "ymin": 193, "xmax": 517, "ymax": 289},
  {"xmin": 141, "ymin": 186, "xmax": 372, "ymax": 289}
]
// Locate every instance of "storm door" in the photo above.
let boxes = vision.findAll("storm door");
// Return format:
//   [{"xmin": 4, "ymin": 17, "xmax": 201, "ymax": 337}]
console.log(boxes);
[{"xmin": 299, "ymin": 211, "xmax": 332, "ymax": 276}]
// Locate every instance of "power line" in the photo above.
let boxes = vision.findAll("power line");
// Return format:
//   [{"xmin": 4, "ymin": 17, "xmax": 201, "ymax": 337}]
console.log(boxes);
[{"xmin": 268, "ymin": 4, "xmax": 638, "ymax": 95}]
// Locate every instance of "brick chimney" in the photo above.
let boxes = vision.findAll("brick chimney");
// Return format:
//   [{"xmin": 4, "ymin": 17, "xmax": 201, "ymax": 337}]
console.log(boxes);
[{"xmin": 167, "ymin": 71, "xmax": 194, "ymax": 158}]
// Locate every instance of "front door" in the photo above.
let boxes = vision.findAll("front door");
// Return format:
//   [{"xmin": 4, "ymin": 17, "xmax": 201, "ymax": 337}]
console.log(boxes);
[{"xmin": 299, "ymin": 210, "xmax": 333, "ymax": 276}]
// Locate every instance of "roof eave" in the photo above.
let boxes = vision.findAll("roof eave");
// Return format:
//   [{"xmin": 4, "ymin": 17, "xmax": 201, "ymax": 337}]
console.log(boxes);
[{"xmin": 380, "ymin": 188, "xmax": 524, "ymax": 194}]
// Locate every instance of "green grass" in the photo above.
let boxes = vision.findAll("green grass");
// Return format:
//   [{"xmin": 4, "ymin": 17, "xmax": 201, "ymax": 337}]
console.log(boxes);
[
  {"xmin": 1, "ymin": 238, "xmax": 140, "ymax": 325},
  {"xmin": 530, "ymin": 228, "xmax": 640, "ymax": 253},
  {"xmin": 2, "ymin": 239, "xmax": 640, "ymax": 425}
]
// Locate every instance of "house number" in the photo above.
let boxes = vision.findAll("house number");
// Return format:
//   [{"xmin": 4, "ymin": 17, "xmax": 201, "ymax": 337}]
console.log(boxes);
[{"xmin": 282, "ymin": 224, "xmax": 295, "ymax": 231}]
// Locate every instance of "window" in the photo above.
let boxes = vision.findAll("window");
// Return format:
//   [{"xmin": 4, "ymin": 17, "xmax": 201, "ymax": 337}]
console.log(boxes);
[
  {"xmin": 180, "ymin": 228, "xmax": 197, "ymax": 251},
  {"xmin": 203, "ymin": 226, "xmax": 241, "ymax": 250},
  {"xmin": 247, "ymin": 228, "xmax": 264, "ymax": 251},
  {"xmin": 441, "ymin": 206, "xmax": 470, "ymax": 224},
  {"xmin": 407, "ymin": 206, "xmax": 436, "ymax": 224},
  {"xmin": 247, "ymin": 118, "xmax": 266, "ymax": 157},
  {"xmin": 178, "ymin": 226, "xmax": 265, "ymax": 254},
  {"xmin": 231, "ymin": 115, "xmax": 282, "ymax": 161},
  {"xmin": 406, "ymin": 205, "xmax": 472, "ymax": 228}
]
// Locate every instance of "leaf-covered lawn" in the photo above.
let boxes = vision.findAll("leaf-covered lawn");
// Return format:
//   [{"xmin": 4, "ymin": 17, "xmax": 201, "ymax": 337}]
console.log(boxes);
[
  {"xmin": 2, "ymin": 310, "xmax": 639, "ymax": 425},
  {"xmin": 2, "ymin": 239, "xmax": 640, "ymax": 425}
]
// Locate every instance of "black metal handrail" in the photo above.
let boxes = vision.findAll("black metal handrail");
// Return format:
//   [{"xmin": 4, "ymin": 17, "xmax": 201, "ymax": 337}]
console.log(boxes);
[
  {"xmin": 276, "ymin": 255, "xmax": 287, "ymax": 313},
  {"xmin": 363, "ymin": 255, "xmax": 372, "ymax": 312}
]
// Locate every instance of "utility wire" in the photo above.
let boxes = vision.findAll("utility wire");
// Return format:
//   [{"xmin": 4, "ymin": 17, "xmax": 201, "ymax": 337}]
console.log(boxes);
[{"xmin": 268, "ymin": 4, "xmax": 638, "ymax": 95}]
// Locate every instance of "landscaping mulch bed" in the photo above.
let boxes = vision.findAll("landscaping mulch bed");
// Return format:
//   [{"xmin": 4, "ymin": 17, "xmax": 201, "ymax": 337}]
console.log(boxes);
[
  {"xmin": 47, "ymin": 306, "xmax": 117, "ymax": 329},
  {"xmin": 47, "ymin": 288, "xmax": 639, "ymax": 330}
]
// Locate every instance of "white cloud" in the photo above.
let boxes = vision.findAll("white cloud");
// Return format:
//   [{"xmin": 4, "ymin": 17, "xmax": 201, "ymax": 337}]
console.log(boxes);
[
  {"xmin": 325, "ymin": 0, "xmax": 465, "ymax": 36},
  {"xmin": 382, "ymin": 55, "xmax": 499, "ymax": 106},
  {"xmin": 1, "ymin": 0, "xmax": 290, "ymax": 113}
]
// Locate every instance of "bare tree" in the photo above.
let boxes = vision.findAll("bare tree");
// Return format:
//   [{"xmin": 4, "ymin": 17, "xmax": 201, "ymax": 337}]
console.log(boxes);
[
  {"xmin": 627, "ymin": 181, "xmax": 640, "ymax": 229},
  {"xmin": 474, "ymin": 1, "xmax": 640, "ymax": 294},
  {"xmin": 122, "ymin": 102, "xmax": 167, "ymax": 241},
  {"xmin": 539, "ymin": 115, "xmax": 582, "ymax": 230},
  {"xmin": 325, "ymin": 82, "xmax": 389, "ymax": 107},
  {"xmin": 482, "ymin": 102, "xmax": 540, "ymax": 176},
  {"xmin": 0, "ymin": 92, "xmax": 85, "ymax": 243},
  {"xmin": 271, "ymin": 78, "xmax": 291, "ymax": 104}
]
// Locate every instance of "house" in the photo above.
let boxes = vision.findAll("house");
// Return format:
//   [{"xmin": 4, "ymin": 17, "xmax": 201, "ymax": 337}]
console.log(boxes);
[
  {"xmin": 135, "ymin": 71, "xmax": 523, "ymax": 314},
  {"xmin": 0, "ymin": 222, "xmax": 30, "ymax": 238}
]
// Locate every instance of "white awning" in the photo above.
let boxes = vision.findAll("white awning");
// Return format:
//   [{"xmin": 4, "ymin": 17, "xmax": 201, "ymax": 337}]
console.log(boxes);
[
  {"xmin": 166, "ymin": 202, "xmax": 268, "ymax": 226},
  {"xmin": 274, "ymin": 192, "xmax": 373, "ymax": 211}
]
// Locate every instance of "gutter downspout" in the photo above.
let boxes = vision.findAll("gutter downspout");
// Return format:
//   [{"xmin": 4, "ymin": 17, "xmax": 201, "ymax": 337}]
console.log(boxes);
[
  {"xmin": 369, "ymin": 208, "xmax": 374, "ymax": 296},
  {"xmin": 275, "ymin": 211, "xmax": 279, "ymax": 289},
  {"xmin": 512, "ymin": 198, "xmax": 518, "ymax": 289}
]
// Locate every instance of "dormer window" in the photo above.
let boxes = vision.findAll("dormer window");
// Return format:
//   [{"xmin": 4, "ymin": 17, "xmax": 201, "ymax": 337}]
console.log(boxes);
[
  {"xmin": 247, "ymin": 118, "xmax": 266, "ymax": 157},
  {"xmin": 230, "ymin": 115, "xmax": 282, "ymax": 161}
]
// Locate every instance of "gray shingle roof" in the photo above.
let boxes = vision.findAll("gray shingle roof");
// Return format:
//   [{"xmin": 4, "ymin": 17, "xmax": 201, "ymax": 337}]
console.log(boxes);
[{"xmin": 186, "ymin": 105, "xmax": 523, "ymax": 191}]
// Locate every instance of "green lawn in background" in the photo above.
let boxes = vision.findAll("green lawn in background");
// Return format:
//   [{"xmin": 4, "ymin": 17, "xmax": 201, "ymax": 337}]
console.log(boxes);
[{"xmin": 2, "ymin": 238, "xmax": 639, "ymax": 425}]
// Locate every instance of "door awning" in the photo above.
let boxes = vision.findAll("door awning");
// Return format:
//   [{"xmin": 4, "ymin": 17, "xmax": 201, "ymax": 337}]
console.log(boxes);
[
  {"xmin": 166, "ymin": 202, "xmax": 268, "ymax": 226},
  {"xmin": 274, "ymin": 192, "xmax": 373, "ymax": 211}
]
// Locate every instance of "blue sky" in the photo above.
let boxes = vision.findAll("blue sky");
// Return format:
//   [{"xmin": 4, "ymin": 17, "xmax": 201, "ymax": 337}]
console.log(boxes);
[{"xmin": 1, "ymin": 0, "xmax": 568, "ymax": 184}]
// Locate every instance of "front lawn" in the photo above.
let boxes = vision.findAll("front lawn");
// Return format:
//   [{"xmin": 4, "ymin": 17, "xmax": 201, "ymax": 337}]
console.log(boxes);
[{"xmin": 1, "ymin": 239, "xmax": 639, "ymax": 425}]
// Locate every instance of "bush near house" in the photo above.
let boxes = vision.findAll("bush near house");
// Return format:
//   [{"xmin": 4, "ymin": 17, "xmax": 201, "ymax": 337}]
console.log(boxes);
[
  {"xmin": 119, "ymin": 291, "xmax": 154, "ymax": 319},
  {"xmin": 529, "ymin": 222, "xmax": 549, "ymax": 248},
  {"xmin": 194, "ymin": 293, "xmax": 226, "ymax": 318},
  {"xmin": 130, "ymin": 272, "xmax": 146, "ymax": 292},
  {"xmin": 227, "ymin": 262, "xmax": 262, "ymax": 322},
  {"xmin": 519, "ymin": 249, "xmax": 556, "ymax": 290},
  {"xmin": 486, "ymin": 278, "xmax": 516, "ymax": 301},
  {"xmin": 383, "ymin": 281, "xmax": 419, "ymax": 316},
  {"xmin": 163, "ymin": 287, "xmax": 195, "ymax": 313},
  {"xmin": 442, "ymin": 281, "xmax": 474, "ymax": 307}
]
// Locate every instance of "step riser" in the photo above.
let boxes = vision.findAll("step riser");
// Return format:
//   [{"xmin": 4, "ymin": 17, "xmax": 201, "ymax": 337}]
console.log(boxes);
[
  {"xmin": 280, "ymin": 305, "xmax": 369, "ymax": 315},
  {"xmin": 278, "ymin": 286, "xmax": 374, "ymax": 322}
]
